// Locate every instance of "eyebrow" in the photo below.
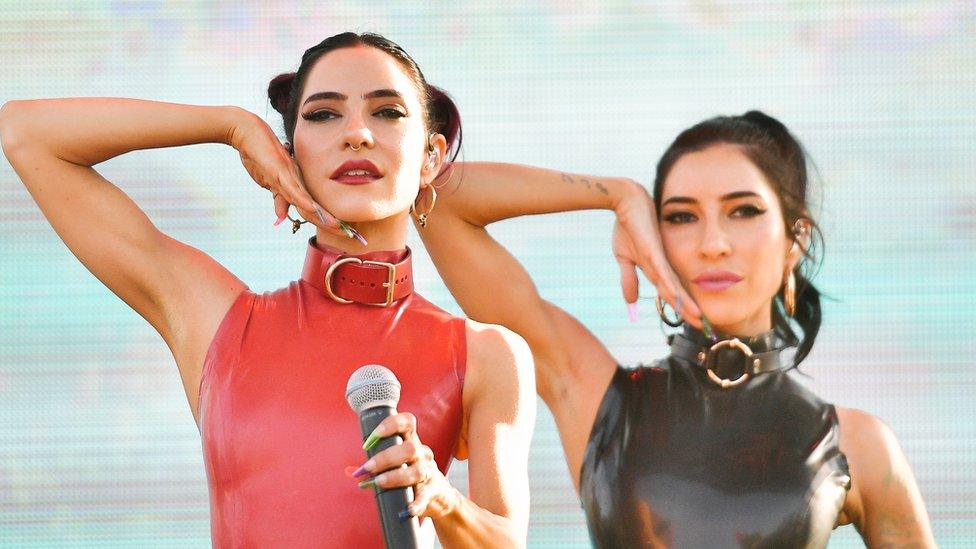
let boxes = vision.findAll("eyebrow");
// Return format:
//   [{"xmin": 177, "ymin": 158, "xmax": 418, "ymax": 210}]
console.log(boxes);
[
  {"xmin": 302, "ymin": 89, "xmax": 404, "ymax": 106},
  {"xmin": 661, "ymin": 191, "xmax": 761, "ymax": 207}
]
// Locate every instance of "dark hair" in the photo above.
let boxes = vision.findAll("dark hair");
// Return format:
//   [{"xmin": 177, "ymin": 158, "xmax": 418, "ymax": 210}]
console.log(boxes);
[
  {"xmin": 267, "ymin": 32, "xmax": 462, "ymax": 172},
  {"xmin": 654, "ymin": 111, "xmax": 823, "ymax": 367}
]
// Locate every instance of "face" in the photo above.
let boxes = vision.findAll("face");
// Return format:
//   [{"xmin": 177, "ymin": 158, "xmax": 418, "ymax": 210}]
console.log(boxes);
[
  {"xmin": 292, "ymin": 46, "xmax": 442, "ymax": 222},
  {"xmin": 659, "ymin": 143, "xmax": 803, "ymax": 336}
]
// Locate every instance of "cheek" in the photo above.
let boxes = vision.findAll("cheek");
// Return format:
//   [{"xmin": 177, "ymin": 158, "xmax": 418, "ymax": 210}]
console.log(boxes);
[{"xmin": 659, "ymin": 225, "xmax": 694, "ymax": 278}]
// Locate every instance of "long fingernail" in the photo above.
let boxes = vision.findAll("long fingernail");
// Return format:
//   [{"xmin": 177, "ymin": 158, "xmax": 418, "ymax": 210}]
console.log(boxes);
[
  {"xmin": 362, "ymin": 430, "xmax": 382, "ymax": 451},
  {"xmin": 314, "ymin": 206, "xmax": 330, "ymax": 226},
  {"xmin": 675, "ymin": 295, "xmax": 683, "ymax": 314},
  {"xmin": 627, "ymin": 303, "xmax": 638, "ymax": 323},
  {"xmin": 398, "ymin": 508, "xmax": 414, "ymax": 522},
  {"xmin": 339, "ymin": 221, "xmax": 368, "ymax": 246},
  {"xmin": 274, "ymin": 214, "xmax": 286, "ymax": 227},
  {"xmin": 702, "ymin": 316, "xmax": 716, "ymax": 341},
  {"xmin": 352, "ymin": 463, "xmax": 371, "ymax": 478},
  {"xmin": 358, "ymin": 478, "xmax": 377, "ymax": 490}
]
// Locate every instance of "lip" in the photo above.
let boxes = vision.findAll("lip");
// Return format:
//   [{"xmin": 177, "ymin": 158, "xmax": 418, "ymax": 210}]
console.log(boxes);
[
  {"xmin": 330, "ymin": 160, "xmax": 383, "ymax": 185},
  {"xmin": 692, "ymin": 270, "xmax": 743, "ymax": 292}
]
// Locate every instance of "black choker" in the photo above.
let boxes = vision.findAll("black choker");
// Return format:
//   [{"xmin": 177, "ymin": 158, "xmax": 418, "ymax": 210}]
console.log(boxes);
[{"xmin": 668, "ymin": 327, "xmax": 787, "ymax": 389}]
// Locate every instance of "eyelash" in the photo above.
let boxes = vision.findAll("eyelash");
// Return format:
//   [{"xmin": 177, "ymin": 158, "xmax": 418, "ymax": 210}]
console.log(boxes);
[
  {"xmin": 300, "ymin": 108, "xmax": 406, "ymax": 122},
  {"xmin": 663, "ymin": 205, "xmax": 767, "ymax": 224}
]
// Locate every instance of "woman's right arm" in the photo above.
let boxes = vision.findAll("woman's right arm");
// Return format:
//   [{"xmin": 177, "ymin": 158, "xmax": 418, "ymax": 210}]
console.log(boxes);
[{"xmin": 0, "ymin": 99, "xmax": 325, "ymax": 418}]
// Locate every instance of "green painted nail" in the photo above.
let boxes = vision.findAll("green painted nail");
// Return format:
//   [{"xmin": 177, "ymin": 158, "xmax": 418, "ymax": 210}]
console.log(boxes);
[
  {"xmin": 702, "ymin": 316, "xmax": 716, "ymax": 341},
  {"xmin": 358, "ymin": 479, "xmax": 377, "ymax": 490},
  {"xmin": 362, "ymin": 430, "xmax": 382, "ymax": 452}
]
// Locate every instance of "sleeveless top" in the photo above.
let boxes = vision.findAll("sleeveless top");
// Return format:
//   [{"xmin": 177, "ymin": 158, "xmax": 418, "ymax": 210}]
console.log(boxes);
[
  {"xmin": 581, "ymin": 327, "xmax": 850, "ymax": 548},
  {"xmin": 198, "ymin": 239, "xmax": 467, "ymax": 548}
]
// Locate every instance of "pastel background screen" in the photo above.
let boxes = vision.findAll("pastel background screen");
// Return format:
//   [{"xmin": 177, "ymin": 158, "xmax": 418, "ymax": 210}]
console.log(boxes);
[{"xmin": 1, "ymin": 2, "xmax": 974, "ymax": 547}]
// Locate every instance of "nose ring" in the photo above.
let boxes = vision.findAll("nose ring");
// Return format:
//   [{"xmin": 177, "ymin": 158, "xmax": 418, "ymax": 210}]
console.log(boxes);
[{"xmin": 350, "ymin": 144, "xmax": 361, "ymax": 151}]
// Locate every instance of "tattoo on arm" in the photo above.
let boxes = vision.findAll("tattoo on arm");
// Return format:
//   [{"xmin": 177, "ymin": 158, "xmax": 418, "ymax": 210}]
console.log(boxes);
[{"xmin": 559, "ymin": 173, "xmax": 610, "ymax": 195}]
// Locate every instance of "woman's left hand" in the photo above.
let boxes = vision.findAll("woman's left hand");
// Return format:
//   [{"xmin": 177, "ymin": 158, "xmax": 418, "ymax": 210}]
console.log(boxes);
[{"xmin": 356, "ymin": 412, "xmax": 461, "ymax": 520}]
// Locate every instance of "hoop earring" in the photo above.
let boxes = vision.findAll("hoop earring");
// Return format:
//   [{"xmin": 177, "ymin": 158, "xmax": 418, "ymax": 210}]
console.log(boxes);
[
  {"xmin": 784, "ymin": 269, "xmax": 796, "ymax": 317},
  {"xmin": 655, "ymin": 295, "xmax": 683, "ymax": 327},
  {"xmin": 411, "ymin": 185, "xmax": 437, "ymax": 228}
]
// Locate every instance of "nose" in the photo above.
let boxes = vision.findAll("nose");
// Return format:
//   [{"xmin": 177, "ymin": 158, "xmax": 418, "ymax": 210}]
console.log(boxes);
[
  {"xmin": 342, "ymin": 111, "xmax": 374, "ymax": 151},
  {"xmin": 698, "ymin": 218, "xmax": 732, "ymax": 259}
]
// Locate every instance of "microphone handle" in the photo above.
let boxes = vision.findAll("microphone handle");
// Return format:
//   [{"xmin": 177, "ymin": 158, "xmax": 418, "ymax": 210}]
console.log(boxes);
[{"xmin": 359, "ymin": 406, "xmax": 421, "ymax": 549}]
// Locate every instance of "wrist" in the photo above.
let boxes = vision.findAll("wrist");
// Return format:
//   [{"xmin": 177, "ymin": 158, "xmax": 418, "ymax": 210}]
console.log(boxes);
[
  {"xmin": 609, "ymin": 177, "xmax": 647, "ymax": 213},
  {"xmin": 222, "ymin": 106, "xmax": 259, "ymax": 149}
]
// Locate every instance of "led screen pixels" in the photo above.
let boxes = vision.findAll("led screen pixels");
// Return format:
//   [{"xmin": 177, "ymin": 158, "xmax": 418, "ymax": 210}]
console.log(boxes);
[{"xmin": 1, "ymin": 3, "xmax": 974, "ymax": 547}]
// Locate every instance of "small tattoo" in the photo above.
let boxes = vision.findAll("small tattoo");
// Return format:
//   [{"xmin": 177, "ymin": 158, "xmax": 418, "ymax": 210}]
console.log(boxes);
[
  {"xmin": 580, "ymin": 178, "xmax": 592, "ymax": 188},
  {"xmin": 561, "ymin": 172, "xmax": 574, "ymax": 184},
  {"xmin": 595, "ymin": 182, "xmax": 609, "ymax": 195}
]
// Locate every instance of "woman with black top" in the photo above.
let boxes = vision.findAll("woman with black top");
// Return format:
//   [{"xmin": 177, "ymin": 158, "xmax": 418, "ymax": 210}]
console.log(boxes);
[{"xmin": 419, "ymin": 111, "xmax": 934, "ymax": 547}]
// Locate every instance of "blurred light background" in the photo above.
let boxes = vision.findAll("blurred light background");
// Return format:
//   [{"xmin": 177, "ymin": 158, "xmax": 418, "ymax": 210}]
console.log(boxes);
[{"xmin": 1, "ymin": 1, "xmax": 974, "ymax": 547}]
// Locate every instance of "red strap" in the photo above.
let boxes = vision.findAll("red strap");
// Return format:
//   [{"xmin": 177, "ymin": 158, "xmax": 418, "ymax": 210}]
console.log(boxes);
[{"xmin": 300, "ymin": 238, "xmax": 413, "ymax": 306}]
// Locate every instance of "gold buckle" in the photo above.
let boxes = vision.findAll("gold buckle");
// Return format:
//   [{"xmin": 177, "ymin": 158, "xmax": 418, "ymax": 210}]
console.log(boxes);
[
  {"xmin": 324, "ymin": 258, "xmax": 397, "ymax": 307},
  {"xmin": 704, "ymin": 338, "xmax": 760, "ymax": 389}
]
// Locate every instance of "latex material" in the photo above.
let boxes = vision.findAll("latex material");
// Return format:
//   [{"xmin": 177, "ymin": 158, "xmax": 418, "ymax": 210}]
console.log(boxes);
[
  {"xmin": 199, "ymin": 239, "xmax": 466, "ymax": 548},
  {"xmin": 581, "ymin": 327, "xmax": 850, "ymax": 548}
]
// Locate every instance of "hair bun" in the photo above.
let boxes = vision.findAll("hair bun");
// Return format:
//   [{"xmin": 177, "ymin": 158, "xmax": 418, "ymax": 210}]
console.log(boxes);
[{"xmin": 268, "ymin": 72, "xmax": 296, "ymax": 116}]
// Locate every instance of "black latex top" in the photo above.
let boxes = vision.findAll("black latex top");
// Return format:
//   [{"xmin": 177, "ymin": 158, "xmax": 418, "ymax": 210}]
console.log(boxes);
[{"xmin": 580, "ymin": 327, "xmax": 850, "ymax": 548}]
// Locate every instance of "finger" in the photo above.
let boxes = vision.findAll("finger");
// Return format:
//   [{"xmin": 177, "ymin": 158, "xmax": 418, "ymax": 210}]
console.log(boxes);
[
  {"xmin": 272, "ymin": 193, "xmax": 290, "ymax": 226},
  {"xmin": 374, "ymin": 461, "xmax": 430, "ymax": 489},
  {"xmin": 362, "ymin": 412, "xmax": 418, "ymax": 451},
  {"xmin": 364, "ymin": 438, "xmax": 424, "ymax": 475},
  {"xmin": 616, "ymin": 255, "xmax": 640, "ymax": 305}
]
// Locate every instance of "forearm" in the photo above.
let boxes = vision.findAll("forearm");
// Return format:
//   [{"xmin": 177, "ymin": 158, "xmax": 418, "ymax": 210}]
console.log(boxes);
[
  {"xmin": 432, "ymin": 488, "xmax": 523, "ymax": 549},
  {"xmin": 445, "ymin": 162, "xmax": 639, "ymax": 227},
  {"xmin": 0, "ymin": 98, "xmax": 247, "ymax": 166}
]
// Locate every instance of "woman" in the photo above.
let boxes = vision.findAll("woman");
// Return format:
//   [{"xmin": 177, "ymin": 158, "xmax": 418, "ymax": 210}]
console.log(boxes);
[
  {"xmin": 419, "ymin": 112, "xmax": 935, "ymax": 546},
  {"xmin": 0, "ymin": 32, "xmax": 534, "ymax": 548}
]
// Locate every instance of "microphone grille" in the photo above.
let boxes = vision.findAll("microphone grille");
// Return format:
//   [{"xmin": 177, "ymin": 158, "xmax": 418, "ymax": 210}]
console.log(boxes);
[{"xmin": 345, "ymin": 365, "xmax": 401, "ymax": 413}]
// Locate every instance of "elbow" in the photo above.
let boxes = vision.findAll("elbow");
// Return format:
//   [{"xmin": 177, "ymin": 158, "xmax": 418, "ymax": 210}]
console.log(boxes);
[{"xmin": 0, "ymin": 100, "xmax": 30, "ymax": 159}]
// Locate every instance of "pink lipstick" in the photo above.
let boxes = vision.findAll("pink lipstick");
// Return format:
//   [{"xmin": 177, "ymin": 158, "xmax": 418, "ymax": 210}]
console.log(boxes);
[{"xmin": 692, "ymin": 270, "xmax": 743, "ymax": 292}]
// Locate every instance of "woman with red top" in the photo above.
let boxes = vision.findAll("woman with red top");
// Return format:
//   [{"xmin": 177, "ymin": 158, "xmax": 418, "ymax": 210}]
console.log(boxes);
[{"xmin": 0, "ymin": 32, "xmax": 535, "ymax": 548}]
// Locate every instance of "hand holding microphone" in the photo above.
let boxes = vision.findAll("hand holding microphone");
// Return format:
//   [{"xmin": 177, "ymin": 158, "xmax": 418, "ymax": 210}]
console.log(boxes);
[{"xmin": 346, "ymin": 365, "xmax": 461, "ymax": 549}]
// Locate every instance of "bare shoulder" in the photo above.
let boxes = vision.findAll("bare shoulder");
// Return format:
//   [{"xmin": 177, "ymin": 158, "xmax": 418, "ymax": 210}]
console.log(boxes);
[
  {"xmin": 835, "ymin": 406, "xmax": 936, "ymax": 547},
  {"xmin": 463, "ymin": 319, "xmax": 535, "ymax": 395}
]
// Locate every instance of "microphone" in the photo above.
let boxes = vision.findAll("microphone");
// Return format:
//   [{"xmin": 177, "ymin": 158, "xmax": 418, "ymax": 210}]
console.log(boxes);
[{"xmin": 346, "ymin": 365, "xmax": 421, "ymax": 549}]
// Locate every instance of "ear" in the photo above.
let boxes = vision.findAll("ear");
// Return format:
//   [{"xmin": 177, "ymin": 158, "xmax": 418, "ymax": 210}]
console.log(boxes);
[
  {"xmin": 420, "ymin": 133, "xmax": 449, "ymax": 188},
  {"xmin": 786, "ymin": 218, "xmax": 811, "ymax": 272}
]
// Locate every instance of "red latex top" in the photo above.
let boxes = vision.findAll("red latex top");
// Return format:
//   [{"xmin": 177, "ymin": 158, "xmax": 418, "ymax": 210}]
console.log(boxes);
[{"xmin": 199, "ymin": 239, "xmax": 467, "ymax": 548}]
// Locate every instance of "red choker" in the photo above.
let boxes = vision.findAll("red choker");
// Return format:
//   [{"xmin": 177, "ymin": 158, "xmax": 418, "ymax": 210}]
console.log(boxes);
[{"xmin": 300, "ymin": 238, "xmax": 413, "ymax": 307}]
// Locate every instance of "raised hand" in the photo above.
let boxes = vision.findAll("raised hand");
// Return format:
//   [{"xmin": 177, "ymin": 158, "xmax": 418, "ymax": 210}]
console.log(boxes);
[
  {"xmin": 612, "ymin": 181, "xmax": 703, "ymax": 328},
  {"xmin": 228, "ymin": 111, "xmax": 345, "ymax": 236}
]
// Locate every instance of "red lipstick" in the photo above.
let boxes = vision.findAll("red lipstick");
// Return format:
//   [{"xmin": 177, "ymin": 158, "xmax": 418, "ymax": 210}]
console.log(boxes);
[
  {"xmin": 692, "ymin": 270, "xmax": 743, "ymax": 292},
  {"xmin": 330, "ymin": 160, "xmax": 382, "ymax": 185}
]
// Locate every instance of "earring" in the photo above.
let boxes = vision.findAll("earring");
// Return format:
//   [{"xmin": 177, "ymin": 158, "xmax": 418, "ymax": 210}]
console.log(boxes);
[
  {"xmin": 655, "ymin": 295, "xmax": 683, "ymax": 327},
  {"xmin": 783, "ymin": 269, "xmax": 796, "ymax": 317},
  {"xmin": 410, "ymin": 185, "xmax": 437, "ymax": 228}
]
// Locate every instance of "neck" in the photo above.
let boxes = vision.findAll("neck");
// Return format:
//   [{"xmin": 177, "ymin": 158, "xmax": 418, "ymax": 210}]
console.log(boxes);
[
  {"xmin": 709, "ymin": 305, "xmax": 774, "ymax": 339},
  {"xmin": 315, "ymin": 211, "xmax": 409, "ymax": 253}
]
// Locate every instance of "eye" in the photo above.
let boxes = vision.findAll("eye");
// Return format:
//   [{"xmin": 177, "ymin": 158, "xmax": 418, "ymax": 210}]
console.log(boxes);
[
  {"xmin": 730, "ymin": 204, "xmax": 767, "ymax": 218},
  {"xmin": 374, "ymin": 107, "xmax": 406, "ymax": 119},
  {"xmin": 301, "ymin": 110, "xmax": 339, "ymax": 122},
  {"xmin": 663, "ymin": 211, "xmax": 697, "ymax": 224}
]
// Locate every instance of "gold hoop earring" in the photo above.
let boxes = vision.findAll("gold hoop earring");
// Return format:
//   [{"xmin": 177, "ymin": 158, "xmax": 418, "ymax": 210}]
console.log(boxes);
[
  {"xmin": 655, "ymin": 295, "xmax": 683, "ymax": 327},
  {"xmin": 411, "ymin": 185, "xmax": 437, "ymax": 228},
  {"xmin": 784, "ymin": 269, "xmax": 796, "ymax": 317}
]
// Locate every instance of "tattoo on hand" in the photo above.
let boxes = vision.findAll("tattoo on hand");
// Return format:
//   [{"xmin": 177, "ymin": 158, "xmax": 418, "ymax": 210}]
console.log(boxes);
[
  {"xmin": 561, "ymin": 172, "xmax": 574, "ymax": 184},
  {"xmin": 596, "ymin": 182, "xmax": 609, "ymax": 195}
]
